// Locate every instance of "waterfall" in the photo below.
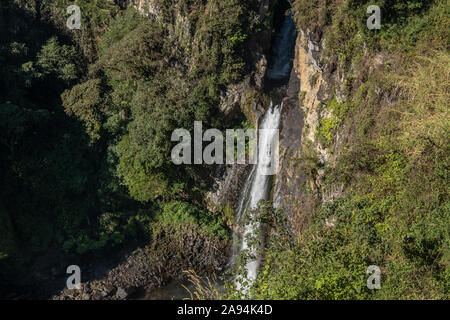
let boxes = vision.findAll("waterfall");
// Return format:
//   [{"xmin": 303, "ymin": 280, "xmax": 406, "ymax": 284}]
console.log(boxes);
[
  {"xmin": 234, "ymin": 102, "xmax": 282, "ymax": 294},
  {"xmin": 231, "ymin": 13, "xmax": 296, "ymax": 295}
]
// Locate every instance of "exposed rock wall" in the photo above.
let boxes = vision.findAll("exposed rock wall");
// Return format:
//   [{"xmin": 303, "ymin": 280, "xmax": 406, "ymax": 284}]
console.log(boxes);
[
  {"xmin": 113, "ymin": 0, "xmax": 160, "ymax": 15},
  {"xmin": 51, "ymin": 224, "xmax": 229, "ymax": 300},
  {"xmin": 274, "ymin": 27, "xmax": 346, "ymax": 233}
]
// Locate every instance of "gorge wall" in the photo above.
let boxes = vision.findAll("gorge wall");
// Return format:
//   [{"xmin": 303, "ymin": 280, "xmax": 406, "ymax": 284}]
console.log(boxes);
[{"xmin": 274, "ymin": 26, "xmax": 340, "ymax": 233}]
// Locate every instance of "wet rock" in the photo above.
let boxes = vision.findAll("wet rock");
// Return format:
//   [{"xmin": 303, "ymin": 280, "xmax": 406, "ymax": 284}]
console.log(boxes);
[
  {"xmin": 205, "ymin": 164, "xmax": 252, "ymax": 220},
  {"xmin": 102, "ymin": 283, "xmax": 115, "ymax": 296},
  {"xmin": 116, "ymin": 286, "xmax": 136, "ymax": 300},
  {"xmin": 91, "ymin": 291, "xmax": 104, "ymax": 300},
  {"xmin": 51, "ymin": 221, "xmax": 229, "ymax": 301},
  {"xmin": 116, "ymin": 287, "xmax": 127, "ymax": 300}
]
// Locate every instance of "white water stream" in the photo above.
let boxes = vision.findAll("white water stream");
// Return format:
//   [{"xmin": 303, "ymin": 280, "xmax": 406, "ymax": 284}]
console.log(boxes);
[
  {"xmin": 232, "ymin": 14, "xmax": 296, "ymax": 295},
  {"xmin": 234, "ymin": 102, "xmax": 281, "ymax": 293}
]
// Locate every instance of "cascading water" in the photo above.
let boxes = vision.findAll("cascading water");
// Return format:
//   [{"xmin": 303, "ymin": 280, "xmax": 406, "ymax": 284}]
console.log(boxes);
[
  {"xmin": 232, "ymin": 13, "xmax": 296, "ymax": 295},
  {"xmin": 234, "ymin": 102, "xmax": 282, "ymax": 293}
]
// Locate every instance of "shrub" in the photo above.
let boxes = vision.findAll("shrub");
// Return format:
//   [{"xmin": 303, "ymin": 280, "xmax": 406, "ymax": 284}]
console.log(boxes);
[{"xmin": 157, "ymin": 201, "xmax": 230, "ymax": 240}]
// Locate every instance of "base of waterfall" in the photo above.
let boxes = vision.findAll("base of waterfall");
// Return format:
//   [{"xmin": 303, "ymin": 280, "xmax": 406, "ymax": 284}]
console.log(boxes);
[{"xmin": 12, "ymin": 223, "xmax": 229, "ymax": 300}]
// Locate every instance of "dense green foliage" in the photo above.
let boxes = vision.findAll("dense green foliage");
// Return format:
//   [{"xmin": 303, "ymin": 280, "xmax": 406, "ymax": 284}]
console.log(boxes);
[
  {"xmin": 59, "ymin": 0, "xmax": 263, "ymax": 203},
  {"xmin": 252, "ymin": 0, "xmax": 449, "ymax": 299},
  {"xmin": 0, "ymin": 0, "xmax": 266, "ymax": 286},
  {"xmin": 0, "ymin": 1, "xmax": 105, "ymax": 276},
  {"xmin": 156, "ymin": 201, "xmax": 230, "ymax": 240}
]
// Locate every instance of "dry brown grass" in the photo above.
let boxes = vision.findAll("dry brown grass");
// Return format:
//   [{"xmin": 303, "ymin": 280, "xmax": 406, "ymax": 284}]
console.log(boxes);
[
  {"xmin": 181, "ymin": 270, "xmax": 221, "ymax": 300},
  {"xmin": 391, "ymin": 51, "xmax": 450, "ymax": 159}
]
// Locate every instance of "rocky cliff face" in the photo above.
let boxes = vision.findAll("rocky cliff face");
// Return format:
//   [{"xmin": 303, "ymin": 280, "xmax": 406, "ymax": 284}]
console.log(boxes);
[
  {"xmin": 274, "ymin": 27, "xmax": 347, "ymax": 233},
  {"xmin": 113, "ymin": 0, "xmax": 160, "ymax": 15},
  {"xmin": 205, "ymin": 55, "xmax": 271, "ymax": 220}
]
